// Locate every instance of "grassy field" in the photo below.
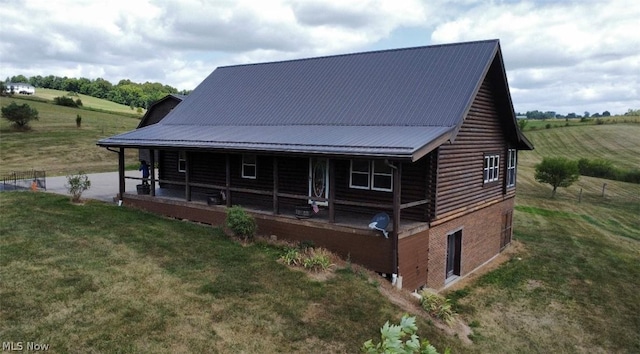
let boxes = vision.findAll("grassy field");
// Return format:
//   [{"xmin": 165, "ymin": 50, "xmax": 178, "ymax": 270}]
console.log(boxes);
[
  {"xmin": 31, "ymin": 88, "xmax": 145, "ymax": 116},
  {"xmin": 1, "ymin": 96, "xmax": 140, "ymax": 176},
  {"xmin": 0, "ymin": 114, "xmax": 639, "ymax": 352}
]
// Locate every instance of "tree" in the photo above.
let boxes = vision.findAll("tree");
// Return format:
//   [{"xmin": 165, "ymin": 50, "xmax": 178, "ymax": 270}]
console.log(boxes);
[
  {"xmin": 534, "ymin": 157, "xmax": 579, "ymax": 197},
  {"xmin": 1, "ymin": 101, "xmax": 39, "ymax": 129},
  {"xmin": 66, "ymin": 172, "xmax": 91, "ymax": 202},
  {"xmin": 602, "ymin": 111, "xmax": 611, "ymax": 117},
  {"xmin": 584, "ymin": 111, "xmax": 590, "ymax": 118}
]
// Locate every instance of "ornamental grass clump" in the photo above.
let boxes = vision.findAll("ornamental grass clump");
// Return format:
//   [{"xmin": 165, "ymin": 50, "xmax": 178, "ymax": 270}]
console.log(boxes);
[{"xmin": 419, "ymin": 289, "xmax": 456, "ymax": 325}]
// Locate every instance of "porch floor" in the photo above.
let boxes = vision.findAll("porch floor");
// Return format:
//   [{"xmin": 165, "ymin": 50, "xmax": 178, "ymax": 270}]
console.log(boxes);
[{"xmin": 133, "ymin": 186, "xmax": 428, "ymax": 235}]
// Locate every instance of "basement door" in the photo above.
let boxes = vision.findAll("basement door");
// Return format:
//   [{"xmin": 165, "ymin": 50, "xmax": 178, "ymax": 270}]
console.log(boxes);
[
  {"xmin": 446, "ymin": 230, "xmax": 462, "ymax": 280},
  {"xmin": 309, "ymin": 158, "xmax": 328, "ymax": 206}
]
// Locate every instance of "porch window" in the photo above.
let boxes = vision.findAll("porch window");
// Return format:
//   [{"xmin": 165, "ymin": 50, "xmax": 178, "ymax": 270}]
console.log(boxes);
[
  {"xmin": 371, "ymin": 160, "xmax": 393, "ymax": 192},
  {"xmin": 242, "ymin": 154, "xmax": 257, "ymax": 179},
  {"xmin": 178, "ymin": 151, "xmax": 186, "ymax": 172},
  {"xmin": 506, "ymin": 149, "xmax": 517, "ymax": 187},
  {"xmin": 483, "ymin": 154, "xmax": 500, "ymax": 184},
  {"xmin": 349, "ymin": 160, "xmax": 370, "ymax": 189},
  {"xmin": 349, "ymin": 160, "xmax": 393, "ymax": 192}
]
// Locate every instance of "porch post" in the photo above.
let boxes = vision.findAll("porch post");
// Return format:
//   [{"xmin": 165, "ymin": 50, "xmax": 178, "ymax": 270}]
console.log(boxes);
[
  {"xmin": 149, "ymin": 149, "xmax": 156, "ymax": 197},
  {"xmin": 184, "ymin": 151, "xmax": 191, "ymax": 202},
  {"xmin": 225, "ymin": 154, "xmax": 231, "ymax": 207},
  {"xmin": 118, "ymin": 147, "xmax": 125, "ymax": 200},
  {"xmin": 328, "ymin": 159, "xmax": 335, "ymax": 223},
  {"xmin": 392, "ymin": 162, "xmax": 402, "ymax": 276},
  {"xmin": 273, "ymin": 157, "xmax": 279, "ymax": 215}
]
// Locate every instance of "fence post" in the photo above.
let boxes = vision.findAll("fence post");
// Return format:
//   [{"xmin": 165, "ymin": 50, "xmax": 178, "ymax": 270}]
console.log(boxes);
[{"xmin": 602, "ymin": 183, "xmax": 607, "ymax": 197}]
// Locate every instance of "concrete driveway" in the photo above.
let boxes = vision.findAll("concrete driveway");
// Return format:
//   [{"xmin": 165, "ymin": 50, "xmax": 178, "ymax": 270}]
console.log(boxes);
[{"xmin": 44, "ymin": 171, "xmax": 146, "ymax": 203}]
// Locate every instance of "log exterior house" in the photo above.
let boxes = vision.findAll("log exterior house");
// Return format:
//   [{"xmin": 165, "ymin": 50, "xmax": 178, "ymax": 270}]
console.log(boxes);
[{"xmin": 98, "ymin": 40, "xmax": 532, "ymax": 290}]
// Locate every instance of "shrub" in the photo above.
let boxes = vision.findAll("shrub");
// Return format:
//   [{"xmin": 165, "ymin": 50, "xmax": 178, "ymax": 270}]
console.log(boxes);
[
  {"xmin": 53, "ymin": 96, "xmax": 78, "ymax": 107},
  {"xmin": 75, "ymin": 98, "xmax": 83, "ymax": 107},
  {"xmin": 66, "ymin": 172, "xmax": 91, "ymax": 202},
  {"xmin": 76, "ymin": 114, "xmax": 82, "ymax": 128},
  {"xmin": 1, "ymin": 101, "xmax": 39, "ymax": 129},
  {"xmin": 419, "ymin": 289, "xmax": 456, "ymax": 325},
  {"xmin": 225, "ymin": 206, "xmax": 256, "ymax": 241},
  {"xmin": 545, "ymin": 123, "xmax": 551, "ymax": 129},
  {"xmin": 362, "ymin": 315, "xmax": 450, "ymax": 354},
  {"xmin": 577, "ymin": 158, "xmax": 614, "ymax": 179}
]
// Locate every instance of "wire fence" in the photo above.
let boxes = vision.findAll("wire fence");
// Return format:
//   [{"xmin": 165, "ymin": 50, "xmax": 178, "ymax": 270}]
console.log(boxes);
[{"xmin": 1, "ymin": 170, "xmax": 46, "ymax": 191}]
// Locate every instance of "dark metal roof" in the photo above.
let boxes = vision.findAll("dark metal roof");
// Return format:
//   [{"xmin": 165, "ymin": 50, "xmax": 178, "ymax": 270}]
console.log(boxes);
[{"xmin": 99, "ymin": 39, "xmax": 531, "ymax": 158}]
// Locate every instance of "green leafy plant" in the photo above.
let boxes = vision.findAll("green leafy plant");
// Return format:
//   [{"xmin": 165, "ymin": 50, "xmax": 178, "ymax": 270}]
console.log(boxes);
[
  {"xmin": 534, "ymin": 156, "xmax": 580, "ymax": 197},
  {"xmin": 362, "ymin": 315, "xmax": 449, "ymax": 354},
  {"xmin": 280, "ymin": 248, "xmax": 301, "ymax": 266},
  {"xmin": 1, "ymin": 101, "xmax": 39, "ymax": 129},
  {"xmin": 225, "ymin": 206, "xmax": 257, "ymax": 241},
  {"xmin": 76, "ymin": 114, "xmax": 82, "ymax": 128},
  {"xmin": 419, "ymin": 289, "xmax": 456, "ymax": 325},
  {"xmin": 66, "ymin": 172, "xmax": 91, "ymax": 203}
]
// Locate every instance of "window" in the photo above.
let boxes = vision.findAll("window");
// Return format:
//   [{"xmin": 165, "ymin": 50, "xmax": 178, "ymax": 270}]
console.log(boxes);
[
  {"xmin": 483, "ymin": 154, "xmax": 500, "ymax": 184},
  {"xmin": 349, "ymin": 160, "xmax": 370, "ymax": 189},
  {"xmin": 349, "ymin": 160, "xmax": 393, "ymax": 192},
  {"xmin": 242, "ymin": 154, "xmax": 257, "ymax": 179},
  {"xmin": 178, "ymin": 151, "xmax": 186, "ymax": 172},
  {"xmin": 506, "ymin": 149, "xmax": 517, "ymax": 187},
  {"xmin": 372, "ymin": 160, "xmax": 393, "ymax": 192}
]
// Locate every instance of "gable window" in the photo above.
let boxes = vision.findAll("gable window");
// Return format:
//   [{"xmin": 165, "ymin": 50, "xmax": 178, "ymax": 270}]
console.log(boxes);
[
  {"xmin": 372, "ymin": 160, "xmax": 393, "ymax": 192},
  {"xmin": 349, "ymin": 160, "xmax": 393, "ymax": 192},
  {"xmin": 506, "ymin": 149, "xmax": 517, "ymax": 187},
  {"xmin": 483, "ymin": 154, "xmax": 500, "ymax": 184},
  {"xmin": 349, "ymin": 160, "xmax": 370, "ymax": 189},
  {"xmin": 242, "ymin": 154, "xmax": 257, "ymax": 179},
  {"xmin": 178, "ymin": 151, "xmax": 186, "ymax": 172}
]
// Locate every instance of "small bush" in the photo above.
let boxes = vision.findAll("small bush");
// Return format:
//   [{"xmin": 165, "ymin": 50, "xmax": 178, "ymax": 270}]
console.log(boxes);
[
  {"xmin": 54, "ymin": 96, "xmax": 79, "ymax": 107},
  {"xmin": 75, "ymin": 98, "xmax": 83, "ymax": 107},
  {"xmin": 419, "ymin": 289, "xmax": 456, "ymax": 325},
  {"xmin": 225, "ymin": 206, "xmax": 256, "ymax": 241},
  {"xmin": 280, "ymin": 248, "xmax": 302, "ymax": 266},
  {"xmin": 545, "ymin": 123, "xmax": 551, "ymax": 129},
  {"xmin": 76, "ymin": 114, "xmax": 82, "ymax": 128},
  {"xmin": 1, "ymin": 101, "xmax": 39, "ymax": 129},
  {"xmin": 66, "ymin": 172, "xmax": 91, "ymax": 202}
]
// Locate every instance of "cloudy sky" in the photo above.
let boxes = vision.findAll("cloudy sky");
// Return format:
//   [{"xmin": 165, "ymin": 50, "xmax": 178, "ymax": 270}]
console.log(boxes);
[{"xmin": 1, "ymin": 0, "xmax": 638, "ymax": 115}]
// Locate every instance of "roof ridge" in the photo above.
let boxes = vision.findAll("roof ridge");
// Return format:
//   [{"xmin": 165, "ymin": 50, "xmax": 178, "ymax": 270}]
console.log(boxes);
[{"xmin": 217, "ymin": 39, "xmax": 499, "ymax": 69}]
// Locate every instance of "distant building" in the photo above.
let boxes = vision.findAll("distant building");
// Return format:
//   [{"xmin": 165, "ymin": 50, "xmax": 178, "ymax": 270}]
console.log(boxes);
[{"xmin": 5, "ymin": 83, "xmax": 35, "ymax": 95}]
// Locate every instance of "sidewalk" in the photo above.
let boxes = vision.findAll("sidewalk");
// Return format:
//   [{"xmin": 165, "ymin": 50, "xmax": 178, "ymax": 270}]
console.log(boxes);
[{"xmin": 44, "ymin": 171, "xmax": 145, "ymax": 203}]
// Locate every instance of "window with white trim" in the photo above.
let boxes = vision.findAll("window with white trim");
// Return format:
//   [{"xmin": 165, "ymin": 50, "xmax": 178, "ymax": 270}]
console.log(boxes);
[
  {"xmin": 483, "ymin": 154, "xmax": 500, "ymax": 184},
  {"xmin": 178, "ymin": 151, "xmax": 186, "ymax": 172},
  {"xmin": 241, "ymin": 154, "xmax": 257, "ymax": 179},
  {"xmin": 506, "ymin": 149, "xmax": 517, "ymax": 187},
  {"xmin": 371, "ymin": 160, "xmax": 393, "ymax": 192},
  {"xmin": 349, "ymin": 160, "xmax": 393, "ymax": 192},
  {"xmin": 349, "ymin": 160, "xmax": 370, "ymax": 189}
]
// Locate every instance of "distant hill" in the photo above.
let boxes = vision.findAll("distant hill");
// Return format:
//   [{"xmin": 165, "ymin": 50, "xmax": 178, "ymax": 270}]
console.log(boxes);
[{"xmin": 30, "ymin": 88, "xmax": 146, "ymax": 116}]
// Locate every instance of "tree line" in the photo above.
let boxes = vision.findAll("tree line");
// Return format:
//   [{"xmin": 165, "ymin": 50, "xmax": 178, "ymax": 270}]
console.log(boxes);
[
  {"xmin": 516, "ymin": 110, "xmax": 613, "ymax": 120},
  {"xmin": 5, "ymin": 75, "xmax": 191, "ymax": 109}
]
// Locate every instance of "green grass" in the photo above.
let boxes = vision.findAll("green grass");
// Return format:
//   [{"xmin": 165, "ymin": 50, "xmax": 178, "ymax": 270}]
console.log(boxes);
[
  {"xmin": 1, "ymin": 96, "xmax": 140, "ymax": 176},
  {"xmin": 443, "ymin": 124, "xmax": 640, "ymax": 352},
  {"xmin": 32, "ymin": 88, "xmax": 145, "ymax": 116},
  {"xmin": 520, "ymin": 116, "xmax": 640, "ymax": 132},
  {"xmin": 0, "ymin": 192, "xmax": 463, "ymax": 353}
]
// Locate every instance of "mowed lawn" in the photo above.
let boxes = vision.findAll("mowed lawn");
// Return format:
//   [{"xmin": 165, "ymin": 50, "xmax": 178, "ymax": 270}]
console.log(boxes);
[
  {"xmin": 32, "ymin": 88, "xmax": 145, "ymax": 116},
  {"xmin": 0, "ymin": 192, "xmax": 465, "ymax": 353},
  {"xmin": 1, "ymin": 121, "xmax": 639, "ymax": 352},
  {"xmin": 0, "ymin": 96, "xmax": 140, "ymax": 176}
]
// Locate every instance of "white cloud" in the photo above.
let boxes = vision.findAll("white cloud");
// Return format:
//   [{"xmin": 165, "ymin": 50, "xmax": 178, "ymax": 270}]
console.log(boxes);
[{"xmin": 0, "ymin": 0, "xmax": 638, "ymax": 113}]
